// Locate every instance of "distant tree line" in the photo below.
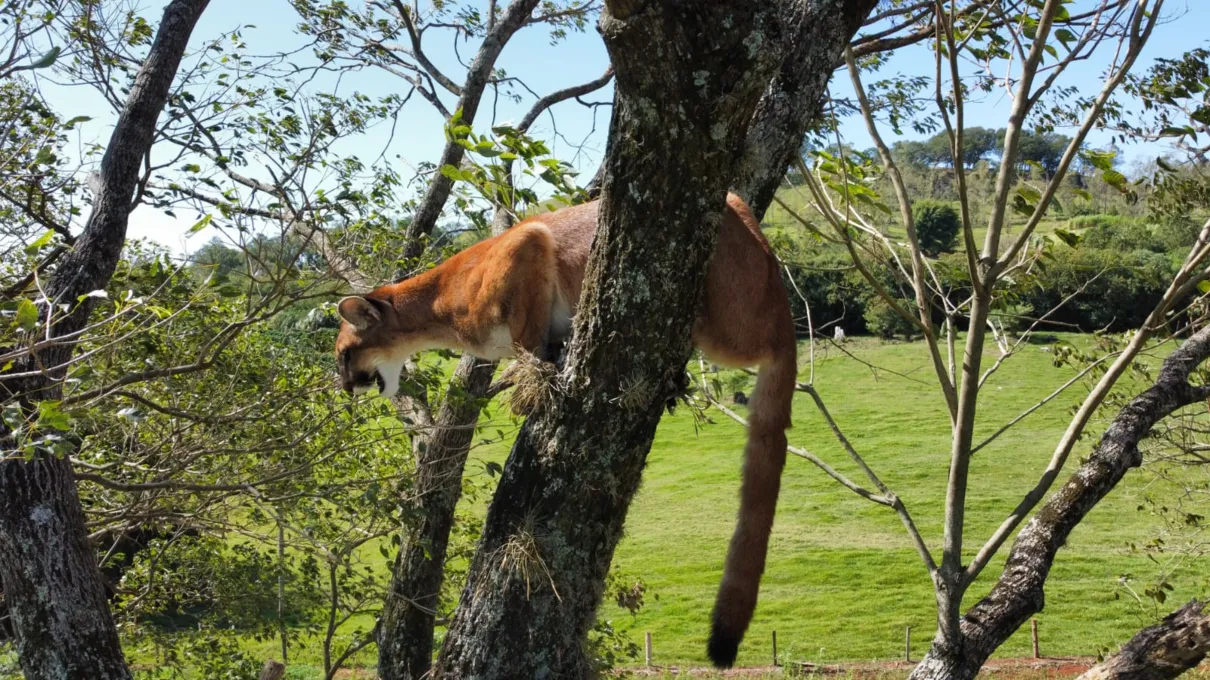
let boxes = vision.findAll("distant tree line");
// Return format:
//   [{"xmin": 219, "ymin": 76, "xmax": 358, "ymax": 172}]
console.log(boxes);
[{"xmin": 892, "ymin": 127, "xmax": 1076, "ymax": 175}]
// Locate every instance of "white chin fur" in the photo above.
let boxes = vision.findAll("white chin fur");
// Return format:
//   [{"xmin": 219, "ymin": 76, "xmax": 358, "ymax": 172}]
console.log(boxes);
[
  {"xmin": 375, "ymin": 358, "xmax": 406, "ymax": 399},
  {"xmin": 352, "ymin": 384, "xmax": 371, "ymax": 396}
]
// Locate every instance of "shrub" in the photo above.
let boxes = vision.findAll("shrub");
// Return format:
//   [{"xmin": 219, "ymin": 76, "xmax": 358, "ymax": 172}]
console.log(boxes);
[
  {"xmin": 773, "ymin": 239, "xmax": 876, "ymax": 337},
  {"xmin": 1154, "ymin": 218, "xmax": 1202, "ymax": 251},
  {"xmin": 1021, "ymin": 247, "xmax": 1179, "ymax": 331},
  {"xmin": 863, "ymin": 296, "xmax": 916, "ymax": 340},
  {"xmin": 1074, "ymin": 215, "xmax": 1164, "ymax": 253},
  {"xmin": 912, "ymin": 199, "xmax": 961, "ymax": 256},
  {"xmin": 1066, "ymin": 214, "xmax": 1135, "ymax": 231}
]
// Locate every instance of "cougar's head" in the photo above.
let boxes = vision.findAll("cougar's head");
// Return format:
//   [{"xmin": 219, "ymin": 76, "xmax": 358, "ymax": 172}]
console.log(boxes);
[{"xmin": 334, "ymin": 295, "xmax": 411, "ymax": 399}]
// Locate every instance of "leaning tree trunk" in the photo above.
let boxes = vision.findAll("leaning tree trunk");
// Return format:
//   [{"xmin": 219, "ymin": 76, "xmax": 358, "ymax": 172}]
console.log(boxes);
[
  {"xmin": 0, "ymin": 2, "xmax": 209, "ymax": 678},
  {"xmin": 431, "ymin": 1, "xmax": 785, "ymax": 676},
  {"xmin": 733, "ymin": 0, "xmax": 879, "ymax": 220},
  {"xmin": 376, "ymin": 355, "xmax": 497, "ymax": 679},
  {"xmin": 908, "ymin": 327, "xmax": 1210, "ymax": 680},
  {"xmin": 1077, "ymin": 599, "xmax": 1210, "ymax": 680}
]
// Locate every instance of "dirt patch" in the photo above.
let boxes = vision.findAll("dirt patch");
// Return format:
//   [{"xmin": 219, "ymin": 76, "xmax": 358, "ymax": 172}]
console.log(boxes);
[{"xmin": 618, "ymin": 657, "xmax": 1102, "ymax": 678}]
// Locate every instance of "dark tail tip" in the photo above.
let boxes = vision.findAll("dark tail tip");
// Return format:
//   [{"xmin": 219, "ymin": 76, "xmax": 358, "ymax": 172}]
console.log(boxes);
[{"xmin": 707, "ymin": 622, "xmax": 740, "ymax": 668}]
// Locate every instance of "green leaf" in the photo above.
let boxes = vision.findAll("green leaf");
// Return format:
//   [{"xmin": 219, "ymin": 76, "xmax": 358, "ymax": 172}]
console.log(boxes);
[
  {"xmin": 15, "ymin": 299, "xmax": 38, "ymax": 331},
  {"xmin": 440, "ymin": 165, "xmax": 466, "ymax": 182},
  {"xmin": 1102, "ymin": 169, "xmax": 1130, "ymax": 194},
  {"xmin": 1159, "ymin": 126, "xmax": 1192, "ymax": 139},
  {"xmin": 1080, "ymin": 150, "xmax": 1117, "ymax": 172},
  {"xmin": 23, "ymin": 230, "xmax": 55, "ymax": 256},
  {"xmin": 188, "ymin": 214, "xmax": 213, "ymax": 234},
  {"xmin": 1198, "ymin": 279, "xmax": 1210, "ymax": 294},
  {"xmin": 855, "ymin": 191, "xmax": 893, "ymax": 215},
  {"xmin": 1016, "ymin": 185, "xmax": 1042, "ymax": 204},
  {"xmin": 28, "ymin": 46, "xmax": 61, "ymax": 70},
  {"xmin": 36, "ymin": 400, "xmax": 70, "ymax": 431},
  {"xmin": 1156, "ymin": 156, "xmax": 1178, "ymax": 173},
  {"xmin": 1053, "ymin": 228, "xmax": 1081, "ymax": 248}
]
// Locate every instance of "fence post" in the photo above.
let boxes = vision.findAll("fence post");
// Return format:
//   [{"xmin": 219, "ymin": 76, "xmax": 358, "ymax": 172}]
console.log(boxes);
[
  {"xmin": 905, "ymin": 625, "xmax": 911, "ymax": 662},
  {"xmin": 772, "ymin": 629, "xmax": 778, "ymax": 666},
  {"xmin": 645, "ymin": 631, "xmax": 653, "ymax": 666},
  {"xmin": 1032, "ymin": 618, "xmax": 1040, "ymax": 659}
]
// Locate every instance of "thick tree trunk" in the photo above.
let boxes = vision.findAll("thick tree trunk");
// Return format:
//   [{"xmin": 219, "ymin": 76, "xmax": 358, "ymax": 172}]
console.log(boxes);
[
  {"xmin": 908, "ymin": 327, "xmax": 1210, "ymax": 680},
  {"xmin": 0, "ymin": 2, "xmax": 209, "ymax": 678},
  {"xmin": 377, "ymin": 356, "xmax": 497, "ymax": 680},
  {"xmin": 431, "ymin": 2, "xmax": 784, "ymax": 677},
  {"xmin": 378, "ymin": 49, "xmax": 612, "ymax": 680},
  {"xmin": 401, "ymin": 0, "xmax": 541, "ymax": 260},
  {"xmin": 733, "ymin": 0, "xmax": 879, "ymax": 220},
  {"xmin": 1077, "ymin": 600, "xmax": 1210, "ymax": 680}
]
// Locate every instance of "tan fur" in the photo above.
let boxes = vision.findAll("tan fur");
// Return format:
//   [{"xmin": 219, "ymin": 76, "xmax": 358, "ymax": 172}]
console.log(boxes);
[{"xmin": 334, "ymin": 193, "xmax": 797, "ymax": 667}]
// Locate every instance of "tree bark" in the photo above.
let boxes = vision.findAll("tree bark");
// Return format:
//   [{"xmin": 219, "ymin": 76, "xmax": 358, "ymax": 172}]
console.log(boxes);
[
  {"xmin": 0, "ymin": 2, "xmax": 209, "ymax": 678},
  {"xmin": 401, "ymin": 0, "xmax": 542, "ymax": 260},
  {"xmin": 377, "ymin": 356, "xmax": 497, "ymax": 680},
  {"xmin": 431, "ymin": 1, "xmax": 784, "ymax": 677},
  {"xmin": 1077, "ymin": 600, "xmax": 1210, "ymax": 680},
  {"xmin": 909, "ymin": 327, "xmax": 1210, "ymax": 680},
  {"xmin": 733, "ymin": 0, "xmax": 879, "ymax": 220},
  {"xmin": 377, "ymin": 68, "xmax": 613, "ymax": 680}
]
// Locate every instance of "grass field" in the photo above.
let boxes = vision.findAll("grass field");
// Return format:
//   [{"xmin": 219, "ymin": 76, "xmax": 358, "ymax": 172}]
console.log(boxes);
[
  {"xmin": 589, "ymin": 334, "xmax": 1203, "ymax": 668},
  {"xmin": 119, "ymin": 332, "xmax": 1207, "ymax": 678}
]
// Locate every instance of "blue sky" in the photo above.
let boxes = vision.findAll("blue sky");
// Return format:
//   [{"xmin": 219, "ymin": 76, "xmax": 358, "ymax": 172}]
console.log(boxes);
[{"xmin": 34, "ymin": 0, "xmax": 1210, "ymax": 252}]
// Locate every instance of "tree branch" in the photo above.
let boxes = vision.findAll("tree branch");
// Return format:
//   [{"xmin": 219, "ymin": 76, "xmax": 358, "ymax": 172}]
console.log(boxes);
[{"xmin": 1077, "ymin": 599, "xmax": 1210, "ymax": 680}]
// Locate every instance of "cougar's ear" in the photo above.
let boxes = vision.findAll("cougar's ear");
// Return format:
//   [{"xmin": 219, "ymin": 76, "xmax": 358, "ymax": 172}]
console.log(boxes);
[{"xmin": 338, "ymin": 296, "xmax": 388, "ymax": 331}]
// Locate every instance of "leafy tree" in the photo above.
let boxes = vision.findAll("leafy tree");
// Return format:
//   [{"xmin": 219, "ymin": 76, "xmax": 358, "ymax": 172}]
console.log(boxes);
[
  {"xmin": 911, "ymin": 199, "xmax": 960, "ymax": 256},
  {"xmin": 779, "ymin": 2, "xmax": 1197, "ymax": 678}
]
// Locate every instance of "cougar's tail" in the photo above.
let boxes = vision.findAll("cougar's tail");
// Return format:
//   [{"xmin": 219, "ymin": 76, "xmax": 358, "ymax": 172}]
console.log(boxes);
[{"xmin": 707, "ymin": 347, "xmax": 796, "ymax": 668}]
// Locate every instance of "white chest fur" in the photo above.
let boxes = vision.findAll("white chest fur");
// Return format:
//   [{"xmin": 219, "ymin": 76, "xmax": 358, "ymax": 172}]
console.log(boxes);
[
  {"xmin": 468, "ymin": 325, "xmax": 517, "ymax": 360},
  {"xmin": 549, "ymin": 292, "xmax": 573, "ymax": 343}
]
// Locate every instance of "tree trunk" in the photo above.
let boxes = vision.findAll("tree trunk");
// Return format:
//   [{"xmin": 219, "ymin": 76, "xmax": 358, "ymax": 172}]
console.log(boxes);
[
  {"xmin": 377, "ymin": 67, "xmax": 612, "ymax": 679},
  {"xmin": 0, "ymin": 2, "xmax": 209, "ymax": 678},
  {"xmin": 377, "ymin": 356, "xmax": 497, "ymax": 680},
  {"xmin": 432, "ymin": 2, "xmax": 784, "ymax": 677},
  {"xmin": 733, "ymin": 0, "xmax": 879, "ymax": 220},
  {"xmin": 1077, "ymin": 600, "xmax": 1210, "ymax": 680},
  {"xmin": 909, "ymin": 327, "xmax": 1210, "ymax": 680}
]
